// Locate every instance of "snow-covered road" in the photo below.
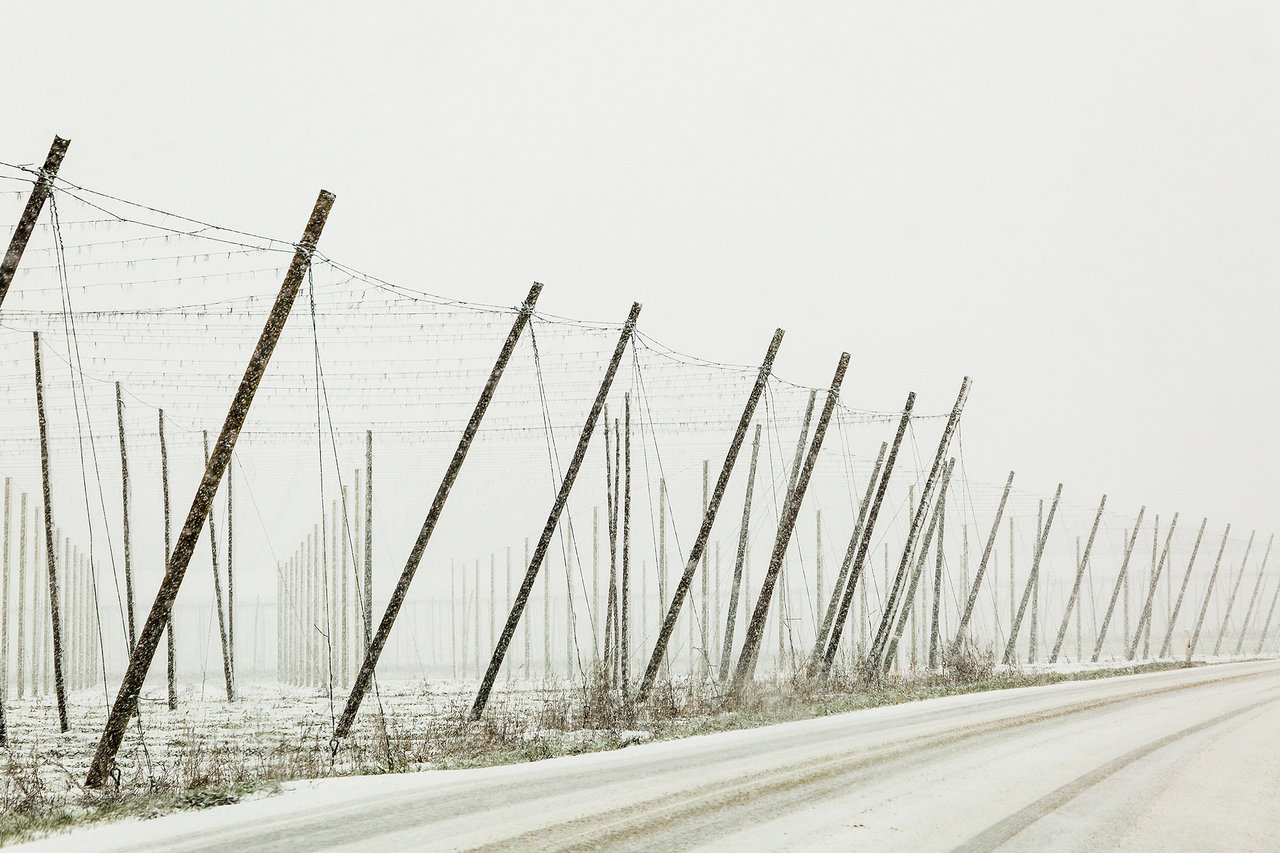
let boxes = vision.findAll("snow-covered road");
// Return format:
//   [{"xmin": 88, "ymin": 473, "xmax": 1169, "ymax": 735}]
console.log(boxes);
[{"xmin": 23, "ymin": 659, "xmax": 1280, "ymax": 851}]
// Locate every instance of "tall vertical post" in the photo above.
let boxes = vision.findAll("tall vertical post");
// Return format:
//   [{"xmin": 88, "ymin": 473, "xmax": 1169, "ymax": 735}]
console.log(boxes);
[
  {"xmin": 1213, "ymin": 531, "xmax": 1256, "ymax": 656},
  {"xmin": 1, "ymin": 479, "xmax": 9, "ymax": 746},
  {"xmin": 0, "ymin": 136, "xmax": 70, "ymax": 308},
  {"xmin": 87, "ymin": 189, "xmax": 334, "ymax": 787},
  {"xmin": 1030, "ymin": 501, "xmax": 1042, "ymax": 663},
  {"xmin": 1049, "ymin": 495, "xmax": 1107, "ymax": 662},
  {"xmin": 202, "ymin": 432, "xmax": 234, "ymax": 700},
  {"xmin": 1235, "ymin": 535, "xmax": 1274, "ymax": 655},
  {"xmin": 884, "ymin": 461, "xmax": 954, "ymax": 671},
  {"xmin": 730, "ymin": 353, "xmax": 849, "ymax": 698},
  {"xmin": 115, "ymin": 383, "xmax": 136, "ymax": 649},
  {"xmin": 227, "ymin": 457, "xmax": 234, "ymax": 684},
  {"xmin": 1002, "ymin": 484, "xmax": 1063, "ymax": 665},
  {"xmin": 364, "ymin": 430, "xmax": 373, "ymax": 650},
  {"xmin": 1158, "ymin": 518, "xmax": 1208, "ymax": 658},
  {"xmin": 159, "ymin": 410, "xmax": 176, "ymax": 708},
  {"xmin": 470, "ymin": 302, "xmax": 641, "ymax": 720},
  {"xmin": 17, "ymin": 493, "xmax": 26, "ymax": 700},
  {"xmin": 32, "ymin": 333, "xmax": 68, "ymax": 731},
  {"xmin": 719, "ymin": 425, "xmax": 762, "ymax": 682},
  {"xmin": 657, "ymin": 478, "xmax": 667, "ymax": 677},
  {"xmin": 621, "ymin": 393, "xmax": 632, "ymax": 693},
  {"xmin": 821, "ymin": 395, "xmax": 916, "ymax": 676},
  {"xmin": 1189, "ymin": 525, "xmax": 1233, "ymax": 658},
  {"xmin": 637, "ymin": 330, "xmax": 783, "ymax": 700},
  {"xmin": 951, "ymin": 471, "xmax": 1015, "ymax": 655},
  {"xmin": 1129, "ymin": 514, "xmax": 1178, "ymax": 660},
  {"xmin": 777, "ymin": 392, "xmax": 816, "ymax": 674},
  {"xmin": 928, "ymin": 476, "xmax": 947, "ymax": 669}
]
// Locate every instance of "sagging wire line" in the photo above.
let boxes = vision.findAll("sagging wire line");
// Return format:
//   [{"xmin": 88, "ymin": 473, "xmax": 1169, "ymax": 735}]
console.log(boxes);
[{"xmin": 48, "ymin": 191, "xmax": 127, "ymax": 709}]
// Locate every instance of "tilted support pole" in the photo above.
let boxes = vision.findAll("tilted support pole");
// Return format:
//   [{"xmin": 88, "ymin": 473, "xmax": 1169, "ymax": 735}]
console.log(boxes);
[
  {"xmin": 636, "ymin": 329, "xmax": 784, "ymax": 702},
  {"xmin": 0, "ymin": 136, "xmax": 69, "ymax": 309},
  {"xmin": 1091, "ymin": 509, "xmax": 1145, "ymax": 662},
  {"xmin": 1234, "ymin": 535, "xmax": 1274, "ymax": 655},
  {"xmin": 1158, "ymin": 518, "xmax": 1207, "ymax": 659},
  {"xmin": 950, "ymin": 471, "xmax": 1015, "ymax": 657},
  {"xmin": 1127, "ymin": 513, "xmax": 1179, "ymax": 660},
  {"xmin": 1213, "ymin": 531, "xmax": 1256, "ymax": 656},
  {"xmin": 1049, "ymin": 494, "xmax": 1107, "ymax": 663},
  {"xmin": 728, "ymin": 353, "xmax": 849, "ymax": 699},
  {"xmin": 333, "ymin": 284, "xmax": 543, "ymax": 737},
  {"xmin": 86, "ymin": 189, "xmax": 334, "ymax": 787},
  {"xmin": 1002, "ymin": 483, "xmax": 1062, "ymax": 665},
  {"xmin": 717, "ymin": 425, "xmax": 762, "ymax": 683},
  {"xmin": 470, "ymin": 303, "xmax": 641, "ymax": 721}
]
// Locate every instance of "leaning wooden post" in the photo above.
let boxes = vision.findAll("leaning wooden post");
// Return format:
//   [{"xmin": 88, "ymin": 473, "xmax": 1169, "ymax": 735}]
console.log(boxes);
[
  {"xmin": 115, "ymin": 383, "xmax": 136, "ymax": 649},
  {"xmin": 202, "ymin": 432, "xmax": 234, "ymax": 700},
  {"xmin": 776, "ymin": 391, "xmax": 816, "ymax": 674},
  {"xmin": 806, "ymin": 441, "xmax": 886, "ymax": 675},
  {"xmin": 1188, "ymin": 525, "xmax": 1233, "ymax": 659},
  {"xmin": 32, "ymin": 333, "xmax": 69, "ymax": 731},
  {"xmin": 729, "ymin": 353, "xmax": 849, "ymax": 698},
  {"xmin": 1212, "ymin": 531, "xmax": 1256, "ymax": 656},
  {"xmin": 1127, "ymin": 513, "xmax": 1179, "ymax": 660},
  {"xmin": 884, "ymin": 460, "xmax": 954, "ymax": 671},
  {"xmin": 1235, "ymin": 535, "xmax": 1274, "ymax": 655},
  {"xmin": 950, "ymin": 471, "xmax": 1015, "ymax": 656},
  {"xmin": 86, "ymin": 189, "xmax": 334, "ymax": 787},
  {"xmin": 1002, "ymin": 484, "xmax": 1062, "ymax": 665},
  {"xmin": 636, "ymin": 329, "xmax": 783, "ymax": 701},
  {"xmin": 819, "ymin": 395, "xmax": 915, "ymax": 677},
  {"xmin": 0, "ymin": 137, "xmax": 69, "ymax": 308},
  {"xmin": 469, "ymin": 303, "xmax": 640, "ymax": 720},
  {"xmin": 1158, "ymin": 518, "xmax": 1207, "ymax": 658},
  {"xmin": 1091, "ymin": 510, "xmax": 1145, "ymax": 662},
  {"xmin": 159, "ymin": 409, "xmax": 176, "ymax": 708},
  {"xmin": 331, "ymin": 286, "xmax": 545, "ymax": 735},
  {"xmin": 718, "ymin": 425, "xmax": 763, "ymax": 683},
  {"xmin": 1255, "ymin": 550, "xmax": 1280, "ymax": 654},
  {"xmin": 927, "ymin": 466, "xmax": 950, "ymax": 668},
  {"xmin": 869, "ymin": 379, "xmax": 971, "ymax": 667},
  {"xmin": 1049, "ymin": 494, "xmax": 1107, "ymax": 662}
]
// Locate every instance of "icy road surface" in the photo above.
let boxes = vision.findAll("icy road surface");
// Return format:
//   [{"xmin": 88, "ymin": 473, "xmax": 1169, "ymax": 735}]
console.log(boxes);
[{"xmin": 22, "ymin": 659, "xmax": 1280, "ymax": 851}]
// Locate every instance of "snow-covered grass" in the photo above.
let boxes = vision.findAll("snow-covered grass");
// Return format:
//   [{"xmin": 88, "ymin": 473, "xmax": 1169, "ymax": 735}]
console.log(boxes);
[{"xmin": 0, "ymin": 654, "xmax": 1214, "ymax": 844}]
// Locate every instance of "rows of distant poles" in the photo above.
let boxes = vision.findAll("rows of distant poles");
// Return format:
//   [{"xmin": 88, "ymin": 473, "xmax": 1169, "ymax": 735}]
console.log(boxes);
[{"xmin": 0, "ymin": 138, "xmax": 1277, "ymax": 791}]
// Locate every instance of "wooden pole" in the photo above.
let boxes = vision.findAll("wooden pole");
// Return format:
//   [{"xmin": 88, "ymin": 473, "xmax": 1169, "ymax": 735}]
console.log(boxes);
[
  {"xmin": 1049, "ymin": 494, "xmax": 1107, "ymax": 662},
  {"xmin": 1189, "ymin": 525, "xmax": 1233, "ymax": 658},
  {"xmin": 719, "ymin": 425, "xmax": 762, "ymax": 682},
  {"xmin": 1129, "ymin": 515, "xmax": 1180, "ymax": 660},
  {"xmin": 32, "ymin": 333, "xmax": 68, "ymax": 730},
  {"xmin": 470, "ymin": 302, "xmax": 641, "ymax": 720},
  {"xmin": 1002, "ymin": 484, "xmax": 1062, "ymax": 665},
  {"xmin": 700, "ymin": 458, "xmax": 709, "ymax": 676},
  {"xmin": 0, "ymin": 136, "xmax": 70, "ymax": 308},
  {"xmin": 114, "ymin": 384, "xmax": 136, "ymax": 649},
  {"xmin": 807, "ymin": 441, "xmax": 886, "ymax": 674},
  {"xmin": 1092, "ymin": 513, "xmax": 1145, "ymax": 661},
  {"xmin": 778, "ymin": 392, "xmax": 816, "ymax": 674},
  {"xmin": 87, "ymin": 189, "xmax": 333, "ymax": 787},
  {"xmin": 158, "ymin": 410, "xmax": 177, "ymax": 708},
  {"xmin": 927, "ymin": 472, "xmax": 947, "ymax": 668},
  {"xmin": 0, "ymin": 479, "xmax": 8, "ymax": 746},
  {"xmin": 950, "ymin": 471, "xmax": 1015, "ymax": 655},
  {"xmin": 820, "ymin": 396, "xmax": 915, "ymax": 676},
  {"xmin": 1158, "ymin": 518, "xmax": 1207, "ymax": 658},
  {"xmin": 885, "ymin": 461, "xmax": 954, "ymax": 670},
  {"xmin": 334, "ymin": 284, "xmax": 542, "ymax": 737},
  {"xmin": 730, "ymin": 353, "xmax": 849, "ymax": 697},
  {"xmin": 869, "ymin": 379, "xmax": 971, "ymax": 666},
  {"xmin": 621, "ymin": 393, "xmax": 631, "ymax": 694},
  {"xmin": 228, "ymin": 456, "xmax": 234, "ymax": 684},
  {"xmin": 637, "ymin": 329, "xmax": 783, "ymax": 700},
  {"xmin": 202, "ymin": 432, "xmax": 234, "ymax": 700},
  {"xmin": 1235, "ymin": 535, "xmax": 1274, "ymax": 655},
  {"xmin": 17, "ymin": 493, "xmax": 26, "ymax": 700},
  {"xmin": 1213, "ymin": 531, "xmax": 1256, "ymax": 656}
]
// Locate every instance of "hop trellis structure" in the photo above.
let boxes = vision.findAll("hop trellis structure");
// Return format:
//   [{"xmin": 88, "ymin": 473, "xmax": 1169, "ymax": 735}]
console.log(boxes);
[{"xmin": 0, "ymin": 138, "xmax": 1275, "ymax": 783}]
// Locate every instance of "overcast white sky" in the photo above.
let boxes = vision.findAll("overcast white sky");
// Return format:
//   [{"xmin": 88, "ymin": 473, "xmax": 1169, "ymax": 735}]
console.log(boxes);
[{"xmin": 5, "ymin": 2, "xmax": 1278, "ymax": 534}]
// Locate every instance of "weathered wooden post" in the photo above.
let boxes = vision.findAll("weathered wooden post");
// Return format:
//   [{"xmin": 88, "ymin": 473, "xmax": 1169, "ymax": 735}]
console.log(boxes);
[
  {"xmin": 885, "ymin": 460, "xmax": 954, "ymax": 671},
  {"xmin": 158, "ymin": 410, "xmax": 177, "ymax": 708},
  {"xmin": 719, "ymin": 425, "xmax": 762, "ymax": 682},
  {"xmin": 469, "ymin": 302, "xmax": 640, "ymax": 720},
  {"xmin": 950, "ymin": 471, "xmax": 1015, "ymax": 656},
  {"xmin": 227, "ymin": 457, "xmax": 234, "ymax": 683},
  {"xmin": 869, "ymin": 380, "xmax": 971, "ymax": 668},
  {"xmin": 1188, "ymin": 525, "xmax": 1233, "ymax": 658},
  {"xmin": 1158, "ymin": 518, "xmax": 1207, "ymax": 658},
  {"xmin": 1002, "ymin": 484, "xmax": 1062, "ymax": 665},
  {"xmin": 0, "ymin": 137, "xmax": 69, "ymax": 308},
  {"xmin": 621, "ymin": 394, "xmax": 632, "ymax": 693},
  {"xmin": 927, "ymin": 471, "xmax": 949, "ymax": 669},
  {"xmin": 1091, "ymin": 511, "xmax": 1145, "ymax": 661},
  {"xmin": 17, "ymin": 493, "xmax": 27, "ymax": 699},
  {"xmin": 202, "ymin": 432, "xmax": 234, "ymax": 700},
  {"xmin": 729, "ymin": 353, "xmax": 848, "ymax": 698},
  {"xmin": 86, "ymin": 189, "xmax": 334, "ymax": 787},
  {"xmin": 1, "ymin": 479, "xmax": 8, "ymax": 745},
  {"xmin": 1049, "ymin": 495, "xmax": 1106, "ymax": 663},
  {"xmin": 32, "ymin": 333, "xmax": 68, "ymax": 731},
  {"xmin": 807, "ymin": 442, "xmax": 886, "ymax": 675},
  {"xmin": 114, "ymin": 383, "xmax": 136, "ymax": 649},
  {"xmin": 364, "ymin": 430, "xmax": 373, "ymax": 651},
  {"xmin": 819, "ymin": 396, "xmax": 915, "ymax": 677},
  {"xmin": 1235, "ymin": 535, "xmax": 1274, "ymax": 655},
  {"xmin": 637, "ymin": 330, "xmax": 783, "ymax": 701},
  {"xmin": 1128, "ymin": 514, "xmax": 1179, "ymax": 660},
  {"xmin": 1213, "ymin": 531, "xmax": 1256, "ymax": 656}
]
